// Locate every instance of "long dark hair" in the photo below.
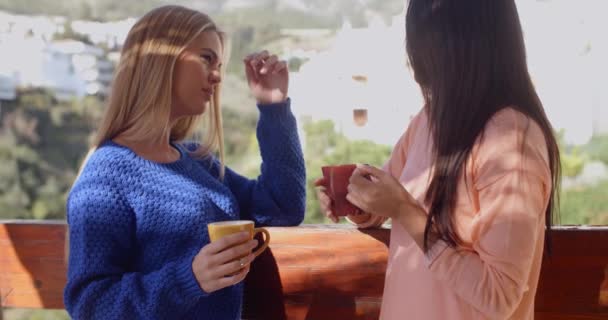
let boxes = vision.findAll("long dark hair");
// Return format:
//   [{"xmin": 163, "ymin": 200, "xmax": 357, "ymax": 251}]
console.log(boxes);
[{"xmin": 405, "ymin": 0, "xmax": 561, "ymax": 253}]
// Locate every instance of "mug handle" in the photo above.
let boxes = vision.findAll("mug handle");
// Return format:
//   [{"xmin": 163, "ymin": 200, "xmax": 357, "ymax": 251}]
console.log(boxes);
[{"xmin": 252, "ymin": 228, "xmax": 270, "ymax": 257}]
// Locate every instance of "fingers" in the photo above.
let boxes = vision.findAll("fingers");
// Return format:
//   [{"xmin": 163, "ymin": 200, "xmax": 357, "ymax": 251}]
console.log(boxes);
[
  {"xmin": 316, "ymin": 188, "xmax": 339, "ymax": 223},
  {"xmin": 245, "ymin": 51, "xmax": 269, "ymax": 75},
  {"xmin": 354, "ymin": 164, "xmax": 385, "ymax": 180},
  {"xmin": 348, "ymin": 170, "xmax": 374, "ymax": 198},
  {"xmin": 272, "ymin": 60, "xmax": 287, "ymax": 74},
  {"xmin": 246, "ymin": 50, "xmax": 269, "ymax": 69},
  {"xmin": 244, "ymin": 51, "xmax": 266, "ymax": 83},
  {"xmin": 314, "ymin": 177, "xmax": 328, "ymax": 187},
  {"xmin": 346, "ymin": 182, "xmax": 364, "ymax": 204},
  {"xmin": 264, "ymin": 58, "xmax": 286, "ymax": 74},
  {"xmin": 194, "ymin": 234, "xmax": 258, "ymax": 293},
  {"xmin": 317, "ymin": 188, "xmax": 332, "ymax": 208},
  {"xmin": 260, "ymin": 55, "xmax": 278, "ymax": 74},
  {"xmin": 346, "ymin": 193, "xmax": 368, "ymax": 213},
  {"xmin": 320, "ymin": 201, "xmax": 338, "ymax": 223},
  {"xmin": 347, "ymin": 174, "xmax": 371, "ymax": 213},
  {"xmin": 327, "ymin": 211, "xmax": 339, "ymax": 223},
  {"xmin": 211, "ymin": 239, "xmax": 258, "ymax": 266},
  {"xmin": 213, "ymin": 264, "xmax": 251, "ymax": 289},
  {"xmin": 244, "ymin": 57, "xmax": 258, "ymax": 82},
  {"xmin": 209, "ymin": 253, "xmax": 255, "ymax": 279},
  {"xmin": 254, "ymin": 51, "xmax": 270, "ymax": 66},
  {"xmin": 245, "ymin": 51, "xmax": 287, "ymax": 76}
]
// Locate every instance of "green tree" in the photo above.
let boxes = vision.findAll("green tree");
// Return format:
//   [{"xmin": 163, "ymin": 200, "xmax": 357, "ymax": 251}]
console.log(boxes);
[
  {"xmin": 3, "ymin": 309, "xmax": 69, "ymax": 320},
  {"xmin": 557, "ymin": 130, "xmax": 588, "ymax": 178},
  {"xmin": 0, "ymin": 92, "xmax": 100, "ymax": 220},
  {"xmin": 560, "ymin": 180, "xmax": 608, "ymax": 225},
  {"xmin": 53, "ymin": 20, "xmax": 94, "ymax": 45},
  {"xmin": 557, "ymin": 133, "xmax": 608, "ymax": 225},
  {"xmin": 585, "ymin": 134, "xmax": 608, "ymax": 166}
]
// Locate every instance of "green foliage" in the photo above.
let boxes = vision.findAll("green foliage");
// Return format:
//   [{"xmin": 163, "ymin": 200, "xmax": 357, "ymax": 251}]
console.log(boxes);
[
  {"xmin": 0, "ymin": 92, "xmax": 99, "ymax": 220},
  {"xmin": 2, "ymin": 80, "xmax": 608, "ymax": 230},
  {"xmin": 17, "ymin": 89, "xmax": 57, "ymax": 109},
  {"xmin": 559, "ymin": 180, "xmax": 608, "ymax": 225},
  {"xmin": 52, "ymin": 20, "xmax": 93, "ymax": 45},
  {"xmin": 221, "ymin": 107, "xmax": 261, "ymax": 178},
  {"xmin": 585, "ymin": 134, "xmax": 608, "ymax": 166},
  {"xmin": 556, "ymin": 129, "xmax": 589, "ymax": 178},
  {"xmin": 3, "ymin": 309, "xmax": 70, "ymax": 320},
  {"xmin": 561, "ymin": 147, "xmax": 587, "ymax": 178}
]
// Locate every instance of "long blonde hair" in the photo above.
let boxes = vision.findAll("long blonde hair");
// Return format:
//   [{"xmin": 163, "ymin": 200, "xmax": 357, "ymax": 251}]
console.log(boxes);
[
  {"xmin": 91, "ymin": 5, "xmax": 226, "ymax": 177},
  {"xmin": 67, "ymin": 6, "xmax": 228, "ymax": 263}
]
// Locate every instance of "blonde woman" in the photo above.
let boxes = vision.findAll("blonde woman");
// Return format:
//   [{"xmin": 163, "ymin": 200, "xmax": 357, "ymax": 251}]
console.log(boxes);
[{"xmin": 64, "ymin": 5, "xmax": 305, "ymax": 319}]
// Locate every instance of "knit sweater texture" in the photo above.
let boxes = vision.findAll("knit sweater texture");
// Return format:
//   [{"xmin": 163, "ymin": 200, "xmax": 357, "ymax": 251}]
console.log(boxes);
[{"xmin": 64, "ymin": 100, "xmax": 306, "ymax": 319}]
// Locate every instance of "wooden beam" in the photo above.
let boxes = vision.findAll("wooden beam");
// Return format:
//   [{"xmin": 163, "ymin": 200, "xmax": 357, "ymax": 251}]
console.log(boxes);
[
  {"xmin": 0, "ymin": 220, "xmax": 66, "ymax": 309},
  {"xmin": 1, "ymin": 221, "xmax": 607, "ymax": 320},
  {"xmin": 535, "ymin": 227, "xmax": 608, "ymax": 318},
  {"xmin": 242, "ymin": 225, "xmax": 390, "ymax": 319}
]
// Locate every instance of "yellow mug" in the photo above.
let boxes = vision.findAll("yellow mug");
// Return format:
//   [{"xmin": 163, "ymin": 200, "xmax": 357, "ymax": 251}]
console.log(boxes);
[{"xmin": 207, "ymin": 220, "xmax": 270, "ymax": 258}]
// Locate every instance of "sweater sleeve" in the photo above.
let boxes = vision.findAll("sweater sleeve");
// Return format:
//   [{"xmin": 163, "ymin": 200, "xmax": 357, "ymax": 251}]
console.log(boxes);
[
  {"xmin": 224, "ymin": 98, "xmax": 306, "ymax": 227},
  {"xmin": 423, "ymin": 111, "xmax": 552, "ymax": 319},
  {"xmin": 64, "ymin": 178, "xmax": 206, "ymax": 320}
]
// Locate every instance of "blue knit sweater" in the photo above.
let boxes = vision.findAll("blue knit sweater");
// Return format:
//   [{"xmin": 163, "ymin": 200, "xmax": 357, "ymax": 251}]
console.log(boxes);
[{"xmin": 64, "ymin": 100, "xmax": 306, "ymax": 320}]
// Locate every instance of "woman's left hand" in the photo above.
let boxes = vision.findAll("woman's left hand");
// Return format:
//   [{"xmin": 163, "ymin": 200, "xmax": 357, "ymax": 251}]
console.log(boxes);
[
  {"xmin": 348, "ymin": 164, "xmax": 436, "ymax": 251},
  {"xmin": 347, "ymin": 164, "xmax": 419, "ymax": 221},
  {"xmin": 244, "ymin": 50, "xmax": 289, "ymax": 105}
]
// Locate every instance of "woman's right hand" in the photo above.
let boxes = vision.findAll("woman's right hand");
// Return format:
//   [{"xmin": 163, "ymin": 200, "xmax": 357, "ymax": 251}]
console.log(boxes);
[
  {"xmin": 192, "ymin": 232, "xmax": 258, "ymax": 293},
  {"xmin": 314, "ymin": 177, "xmax": 339, "ymax": 223},
  {"xmin": 244, "ymin": 50, "xmax": 289, "ymax": 105}
]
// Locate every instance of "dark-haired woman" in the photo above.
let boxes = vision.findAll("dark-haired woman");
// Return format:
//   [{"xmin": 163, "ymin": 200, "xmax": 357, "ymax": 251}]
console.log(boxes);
[{"xmin": 315, "ymin": 1, "xmax": 560, "ymax": 319}]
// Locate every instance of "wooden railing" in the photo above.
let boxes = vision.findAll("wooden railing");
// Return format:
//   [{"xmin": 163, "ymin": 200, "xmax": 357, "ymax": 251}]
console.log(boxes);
[{"xmin": 1, "ymin": 221, "xmax": 607, "ymax": 319}]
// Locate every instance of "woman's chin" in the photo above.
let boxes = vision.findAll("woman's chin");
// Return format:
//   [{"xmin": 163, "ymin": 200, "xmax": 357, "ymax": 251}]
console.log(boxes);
[
  {"xmin": 176, "ymin": 101, "xmax": 208, "ymax": 118},
  {"xmin": 193, "ymin": 102, "xmax": 208, "ymax": 116}
]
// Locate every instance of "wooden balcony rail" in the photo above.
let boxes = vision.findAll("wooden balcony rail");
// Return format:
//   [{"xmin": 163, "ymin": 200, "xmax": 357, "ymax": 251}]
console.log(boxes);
[{"xmin": 1, "ymin": 221, "xmax": 607, "ymax": 320}]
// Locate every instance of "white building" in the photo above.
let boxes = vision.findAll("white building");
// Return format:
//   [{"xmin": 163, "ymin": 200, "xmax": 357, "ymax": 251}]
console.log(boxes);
[
  {"xmin": 71, "ymin": 18, "xmax": 136, "ymax": 49},
  {"xmin": 0, "ymin": 72, "xmax": 17, "ymax": 101},
  {"xmin": 285, "ymin": 1, "xmax": 608, "ymax": 146},
  {"xmin": 0, "ymin": 35, "xmax": 75, "ymax": 98},
  {"xmin": 0, "ymin": 35, "xmax": 113, "ymax": 100},
  {"xmin": 50, "ymin": 40, "xmax": 114, "ymax": 97},
  {"xmin": 287, "ymin": 12, "xmax": 422, "ymax": 146},
  {"xmin": 0, "ymin": 10, "xmax": 65, "ymax": 41},
  {"xmin": 0, "ymin": 11, "xmax": 115, "ymax": 100}
]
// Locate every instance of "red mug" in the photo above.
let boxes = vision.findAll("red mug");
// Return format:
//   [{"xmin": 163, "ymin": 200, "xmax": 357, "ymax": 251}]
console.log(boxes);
[{"xmin": 319, "ymin": 164, "xmax": 363, "ymax": 216}]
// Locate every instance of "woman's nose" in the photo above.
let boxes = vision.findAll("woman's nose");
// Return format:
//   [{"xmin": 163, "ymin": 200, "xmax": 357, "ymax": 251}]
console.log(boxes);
[{"xmin": 209, "ymin": 69, "xmax": 221, "ymax": 85}]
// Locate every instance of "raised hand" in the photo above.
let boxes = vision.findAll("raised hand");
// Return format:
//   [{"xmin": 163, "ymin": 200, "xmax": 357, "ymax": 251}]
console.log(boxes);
[{"xmin": 244, "ymin": 50, "xmax": 289, "ymax": 105}]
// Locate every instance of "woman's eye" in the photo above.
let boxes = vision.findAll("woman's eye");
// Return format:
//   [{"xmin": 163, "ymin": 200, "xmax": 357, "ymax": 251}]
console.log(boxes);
[{"xmin": 200, "ymin": 55, "xmax": 212, "ymax": 63}]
